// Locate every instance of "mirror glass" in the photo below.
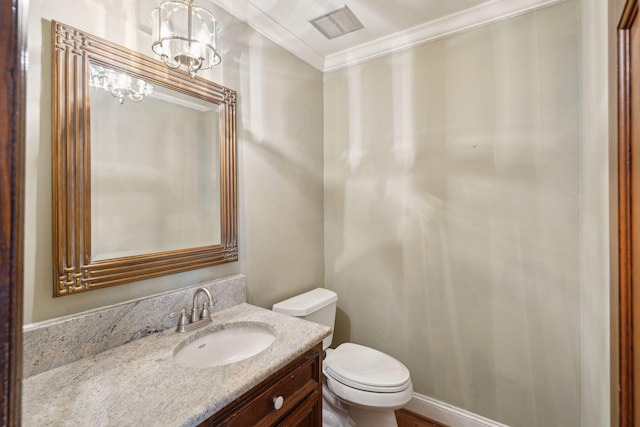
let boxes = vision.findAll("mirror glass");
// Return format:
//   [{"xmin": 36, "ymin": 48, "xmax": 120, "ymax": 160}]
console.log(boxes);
[{"xmin": 89, "ymin": 64, "xmax": 221, "ymax": 261}]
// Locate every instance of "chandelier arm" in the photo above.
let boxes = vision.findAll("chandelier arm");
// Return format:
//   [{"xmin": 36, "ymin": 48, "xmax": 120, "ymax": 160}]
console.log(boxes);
[
  {"xmin": 129, "ymin": 93, "xmax": 144, "ymax": 102},
  {"xmin": 160, "ymin": 54, "xmax": 183, "ymax": 70},
  {"xmin": 109, "ymin": 89, "xmax": 123, "ymax": 100},
  {"xmin": 191, "ymin": 57, "xmax": 205, "ymax": 73}
]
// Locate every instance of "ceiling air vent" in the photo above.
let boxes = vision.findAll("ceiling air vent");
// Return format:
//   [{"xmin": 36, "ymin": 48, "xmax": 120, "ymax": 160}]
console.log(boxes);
[{"xmin": 310, "ymin": 5, "xmax": 364, "ymax": 40}]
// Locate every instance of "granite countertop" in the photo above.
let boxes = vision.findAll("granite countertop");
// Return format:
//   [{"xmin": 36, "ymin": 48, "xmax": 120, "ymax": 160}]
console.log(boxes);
[{"xmin": 22, "ymin": 303, "xmax": 330, "ymax": 427}]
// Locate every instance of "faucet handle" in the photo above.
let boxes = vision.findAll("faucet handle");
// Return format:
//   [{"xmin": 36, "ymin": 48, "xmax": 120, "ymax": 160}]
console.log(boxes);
[
  {"xmin": 169, "ymin": 307, "xmax": 186, "ymax": 318},
  {"xmin": 169, "ymin": 308, "xmax": 188, "ymax": 333}
]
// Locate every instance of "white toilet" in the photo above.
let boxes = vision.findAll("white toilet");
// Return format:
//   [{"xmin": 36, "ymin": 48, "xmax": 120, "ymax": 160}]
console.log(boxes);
[{"xmin": 273, "ymin": 288, "xmax": 413, "ymax": 427}]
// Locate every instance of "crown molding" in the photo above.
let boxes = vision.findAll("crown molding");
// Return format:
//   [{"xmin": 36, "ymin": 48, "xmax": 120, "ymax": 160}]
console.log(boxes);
[
  {"xmin": 209, "ymin": 0, "xmax": 566, "ymax": 73},
  {"xmin": 323, "ymin": 0, "xmax": 567, "ymax": 71},
  {"xmin": 207, "ymin": 0, "xmax": 325, "ymax": 70}
]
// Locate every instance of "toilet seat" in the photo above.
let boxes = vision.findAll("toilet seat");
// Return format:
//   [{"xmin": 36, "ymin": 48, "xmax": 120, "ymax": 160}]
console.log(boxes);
[{"xmin": 324, "ymin": 343, "xmax": 411, "ymax": 393}]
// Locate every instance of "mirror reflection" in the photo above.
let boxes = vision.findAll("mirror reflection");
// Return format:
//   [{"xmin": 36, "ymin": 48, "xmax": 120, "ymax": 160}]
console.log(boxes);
[{"xmin": 89, "ymin": 64, "xmax": 221, "ymax": 261}]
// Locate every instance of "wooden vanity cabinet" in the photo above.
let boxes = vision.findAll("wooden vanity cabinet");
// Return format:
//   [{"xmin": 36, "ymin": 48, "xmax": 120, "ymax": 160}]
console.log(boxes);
[{"xmin": 201, "ymin": 343, "xmax": 322, "ymax": 427}]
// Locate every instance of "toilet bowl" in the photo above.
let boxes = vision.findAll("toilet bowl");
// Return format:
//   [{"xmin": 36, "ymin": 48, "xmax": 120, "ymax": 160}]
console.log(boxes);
[{"xmin": 273, "ymin": 288, "xmax": 413, "ymax": 427}]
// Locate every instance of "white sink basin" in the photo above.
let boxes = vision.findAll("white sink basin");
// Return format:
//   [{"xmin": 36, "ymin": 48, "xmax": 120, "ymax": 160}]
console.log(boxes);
[{"xmin": 174, "ymin": 323, "xmax": 275, "ymax": 368}]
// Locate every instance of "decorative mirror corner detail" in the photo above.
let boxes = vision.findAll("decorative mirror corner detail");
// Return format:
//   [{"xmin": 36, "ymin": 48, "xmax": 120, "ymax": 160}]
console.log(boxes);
[{"xmin": 51, "ymin": 21, "xmax": 237, "ymax": 297}]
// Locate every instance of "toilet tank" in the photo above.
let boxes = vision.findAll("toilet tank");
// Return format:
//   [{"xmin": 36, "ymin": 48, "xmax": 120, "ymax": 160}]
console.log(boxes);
[{"xmin": 272, "ymin": 288, "xmax": 337, "ymax": 350}]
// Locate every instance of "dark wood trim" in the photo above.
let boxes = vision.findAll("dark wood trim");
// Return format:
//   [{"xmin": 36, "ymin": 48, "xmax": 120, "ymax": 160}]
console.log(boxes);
[
  {"xmin": 0, "ymin": 0, "xmax": 25, "ymax": 425},
  {"xmin": 50, "ymin": 22, "xmax": 238, "ymax": 296},
  {"xmin": 619, "ymin": 0, "xmax": 639, "ymax": 425}
]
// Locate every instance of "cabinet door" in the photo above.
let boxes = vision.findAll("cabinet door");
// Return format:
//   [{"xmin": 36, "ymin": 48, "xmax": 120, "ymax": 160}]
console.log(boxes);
[
  {"xmin": 278, "ymin": 391, "xmax": 321, "ymax": 427},
  {"xmin": 201, "ymin": 344, "xmax": 322, "ymax": 427}
]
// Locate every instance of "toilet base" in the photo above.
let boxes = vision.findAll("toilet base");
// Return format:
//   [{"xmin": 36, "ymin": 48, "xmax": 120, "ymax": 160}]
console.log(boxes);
[
  {"xmin": 349, "ymin": 406, "xmax": 398, "ymax": 427},
  {"xmin": 322, "ymin": 383, "xmax": 400, "ymax": 427},
  {"xmin": 322, "ymin": 382, "xmax": 354, "ymax": 427}
]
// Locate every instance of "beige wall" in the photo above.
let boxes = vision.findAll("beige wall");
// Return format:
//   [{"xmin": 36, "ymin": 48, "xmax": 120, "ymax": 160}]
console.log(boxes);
[
  {"xmin": 324, "ymin": 2, "xmax": 581, "ymax": 425},
  {"xmin": 23, "ymin": 0, "xmax": 324, "ymax": 323},
  {"xmin": 580, "ymin": 0, "xmax": 615, "ymax": 425}
]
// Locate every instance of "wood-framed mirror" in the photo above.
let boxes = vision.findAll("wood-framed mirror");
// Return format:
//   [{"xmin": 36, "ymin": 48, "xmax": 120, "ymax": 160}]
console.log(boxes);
[{"xmin": 51, "ymin": 21, "xmax": 237, "ymax": 297}]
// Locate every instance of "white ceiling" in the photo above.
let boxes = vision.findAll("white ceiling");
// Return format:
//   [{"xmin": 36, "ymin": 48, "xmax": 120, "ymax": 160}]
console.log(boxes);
[{"xmin": 207, "ymin": 0, "xmax": 565, "ymax": 71}]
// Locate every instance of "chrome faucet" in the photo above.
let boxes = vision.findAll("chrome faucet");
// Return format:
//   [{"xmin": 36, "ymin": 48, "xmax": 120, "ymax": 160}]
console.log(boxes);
[
  {"xmin": 170, "ymin": 287, "xmax": 217, "ymax": 333},
  {"xmin": 191, "ymin": 287, "xmax": 214, "ymax": 323}
]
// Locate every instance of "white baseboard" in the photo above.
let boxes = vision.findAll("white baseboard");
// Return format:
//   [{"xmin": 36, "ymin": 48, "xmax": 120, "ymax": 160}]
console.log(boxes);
[{"xmin": 404, "ymin": 393, "xmax": 511, "ymax": 427}]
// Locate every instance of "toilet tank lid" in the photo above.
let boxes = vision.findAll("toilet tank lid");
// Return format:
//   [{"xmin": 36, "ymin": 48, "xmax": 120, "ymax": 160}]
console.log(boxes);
[{"xmin": 272, "ymin": 288, "xmax": 337, "ymax": 316}]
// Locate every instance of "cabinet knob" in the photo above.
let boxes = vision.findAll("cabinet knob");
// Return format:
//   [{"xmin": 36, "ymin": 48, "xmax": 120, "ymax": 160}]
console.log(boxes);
[{"xmin": 273, "ymin": 396, "xmax": 284, "ymax": 410}]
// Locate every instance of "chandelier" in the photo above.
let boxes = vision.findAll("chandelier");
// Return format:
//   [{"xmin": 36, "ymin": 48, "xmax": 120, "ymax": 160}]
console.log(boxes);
[
  {"xmin": 89, "ymin": 65, "xmax": 154, "ymax": 104},
  {"xmin": 151, "ymin": 0, "xmax": 221, "ymax": 78}
]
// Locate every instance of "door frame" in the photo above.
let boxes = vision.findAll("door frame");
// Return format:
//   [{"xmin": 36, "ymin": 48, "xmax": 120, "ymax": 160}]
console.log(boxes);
[
  {"xmin": 618, "ymin": 0, "xmax": 639, "ymax": 425},
  {"xmin": 0, "ymin": 0, "xmax": 25, "ymax": 424}
]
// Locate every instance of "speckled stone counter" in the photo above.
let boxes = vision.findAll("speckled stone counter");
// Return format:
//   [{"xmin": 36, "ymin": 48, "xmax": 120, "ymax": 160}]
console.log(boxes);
[
  {"xmin": 23, "ymin": 275, "xmax": 247, "ymax": 378},
  {"xmin": 22, "ymin": 303, "xmax": 330, "ymax": 427}
]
